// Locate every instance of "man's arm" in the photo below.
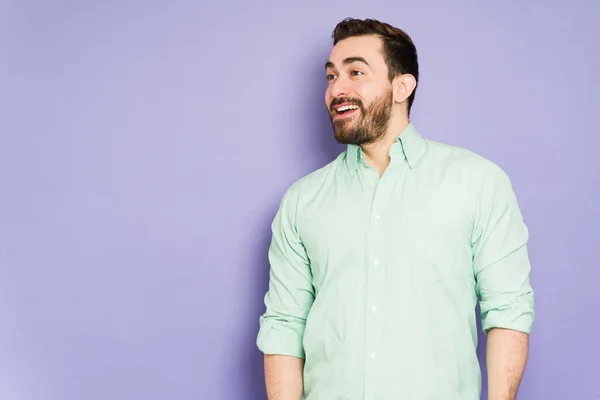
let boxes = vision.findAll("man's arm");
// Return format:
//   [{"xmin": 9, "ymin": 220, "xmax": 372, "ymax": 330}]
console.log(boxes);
[
  {"xmin": 264, "ymin": 355, "xmax": 304, "ymax": 400},
  {"xmin": 470, "ymin": 162, "xmax": 535, "ymax": 400},
  {"xmin": 486, "ymin": 328, "xmax": 529, "ymax": 400},
  {"xmin": 257, "ymin": 185, "xmax": 314, "ymax": 400}
]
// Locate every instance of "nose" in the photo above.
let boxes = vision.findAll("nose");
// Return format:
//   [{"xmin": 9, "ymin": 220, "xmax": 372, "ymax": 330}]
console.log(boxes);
[{"xmin": 330, "ymin": 75, "xmax": 350, "ymax": 98}]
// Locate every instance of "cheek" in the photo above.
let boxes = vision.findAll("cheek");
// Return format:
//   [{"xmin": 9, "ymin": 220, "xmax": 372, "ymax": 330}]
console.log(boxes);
[
  {"xmin": 325, "ymin": 86, "xmax": 334, "ymax": 105},
  {"xmin": 354, "ymin": 82, "xmax": 377, "ymax": 102}
]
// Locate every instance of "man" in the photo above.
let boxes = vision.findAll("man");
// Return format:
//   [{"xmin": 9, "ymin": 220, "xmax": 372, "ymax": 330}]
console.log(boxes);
[{"xmin": 256, "ymin": 17, "xmax": 534, "ymax": 400}]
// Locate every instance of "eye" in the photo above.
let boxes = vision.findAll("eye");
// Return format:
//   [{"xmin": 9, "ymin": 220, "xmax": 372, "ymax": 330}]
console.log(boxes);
[
  {"xmin": 326, "ymin": 74, "xmax": 337, "ymax": 81},
  {"xmin": 351, "ymin": 70, "xmax": 364, "ymax": 76}
]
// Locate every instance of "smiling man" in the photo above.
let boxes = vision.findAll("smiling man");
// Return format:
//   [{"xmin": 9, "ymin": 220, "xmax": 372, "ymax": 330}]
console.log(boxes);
[{"xmin": 257, "ymin": 18, "xmax": 534, "ymax": 400}]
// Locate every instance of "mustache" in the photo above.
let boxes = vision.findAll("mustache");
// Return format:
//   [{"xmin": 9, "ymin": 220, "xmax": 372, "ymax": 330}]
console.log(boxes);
[{"xmin": 329, "ymin": 97, "xmax": 364, "ymax": 110}]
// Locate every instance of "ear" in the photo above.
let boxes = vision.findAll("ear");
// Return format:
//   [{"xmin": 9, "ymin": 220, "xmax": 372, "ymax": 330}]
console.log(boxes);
[{"xmin": 392, "ymin": 73, "xmax": 417, "ymax": 104}]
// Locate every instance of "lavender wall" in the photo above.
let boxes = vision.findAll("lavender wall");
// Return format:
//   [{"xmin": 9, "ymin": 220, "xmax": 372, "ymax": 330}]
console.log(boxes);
[{"xmin": 1, "ymin": 0, "xmax": 598, "ymax": 399}]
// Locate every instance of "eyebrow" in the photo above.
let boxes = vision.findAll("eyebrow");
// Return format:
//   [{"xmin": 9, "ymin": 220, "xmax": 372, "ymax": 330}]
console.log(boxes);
[{"xmin": 325, "ymin": 56, "xmax": 370, "ymax": 70}]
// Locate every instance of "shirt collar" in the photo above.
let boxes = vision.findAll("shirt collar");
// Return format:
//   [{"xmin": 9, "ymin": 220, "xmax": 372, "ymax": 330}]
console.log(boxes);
[{"xmin": 345, "ymin": 122, "xmax": 427, "ymax": 177}]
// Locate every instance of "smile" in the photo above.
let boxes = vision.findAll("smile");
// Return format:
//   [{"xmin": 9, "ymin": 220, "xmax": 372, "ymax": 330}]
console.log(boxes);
[{"xmin": 333, "ymin": 103, "xmax": 360, "ymax": 119}]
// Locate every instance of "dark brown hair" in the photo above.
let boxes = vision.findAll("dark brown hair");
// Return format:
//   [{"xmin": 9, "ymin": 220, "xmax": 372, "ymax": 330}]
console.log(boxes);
[{"xmin": 332, "ymin": 18, "xmax": 419, "ymax": 114}]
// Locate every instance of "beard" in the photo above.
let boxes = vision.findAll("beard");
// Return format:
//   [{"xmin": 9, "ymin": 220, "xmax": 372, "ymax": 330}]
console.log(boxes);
[{"xmin": 328, "ymin": 88, "xmax": 393, "ymax": 146}]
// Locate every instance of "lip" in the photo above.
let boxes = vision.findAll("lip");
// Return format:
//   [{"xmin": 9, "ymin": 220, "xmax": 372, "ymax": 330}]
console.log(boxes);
[
  {"xmin": 331, "ymin": 102, "xmax": 360, "ymax": 120},
  {"xmin": 332, "ymin": 102, "xmax": 359, "ymax": 111},
  {"xmin": 333, "ymin": 108, "xmax": 358, "ymax": 119}
]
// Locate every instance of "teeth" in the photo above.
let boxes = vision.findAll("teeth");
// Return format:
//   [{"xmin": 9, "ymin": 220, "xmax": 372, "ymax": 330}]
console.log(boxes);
[{"xmin": 337, "ymin": 105, "xmax": 359, "ymax": 112}]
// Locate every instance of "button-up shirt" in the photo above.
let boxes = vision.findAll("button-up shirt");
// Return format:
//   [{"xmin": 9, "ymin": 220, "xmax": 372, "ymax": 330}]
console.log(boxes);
[{"xmin": 256, "ymin": 123, "xmax": 535, "ymax": 400}]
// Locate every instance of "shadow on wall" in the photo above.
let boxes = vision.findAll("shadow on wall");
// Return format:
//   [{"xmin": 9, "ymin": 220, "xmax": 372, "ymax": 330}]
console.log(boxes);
[
  {"xmin": 237, "ymin": 41, "xmax": 344, "ymax": 399},
  {"xmin": 239, "ymin": 220, "xmax": 273, "ymax": 400},
  {"xmin": 301, "ymin": 41, "xmax": 346, "ymax": 170},
  {"xmin": 476, "ymin": 304, "xmax": 489, "ymax": 398}
]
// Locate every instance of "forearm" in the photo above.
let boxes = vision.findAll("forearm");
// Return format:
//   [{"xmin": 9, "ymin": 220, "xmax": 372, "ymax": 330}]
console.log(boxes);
[
  {"xmin": 486, "ymin": 327, "xmax": 529, "ymax": 400},
  {"xmin": 264, "ymin": 354, "xmax": 304, "ymax": 400}
]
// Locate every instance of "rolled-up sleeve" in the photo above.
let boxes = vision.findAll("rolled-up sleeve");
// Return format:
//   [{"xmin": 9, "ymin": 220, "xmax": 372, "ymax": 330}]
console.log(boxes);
[
  {"xmin": 256, "ymin": 185, "xmax": 314, "ymax": 358},
  {"xmin": 471, "ymin": 163, "xmax": 535, "ymax": 334}
]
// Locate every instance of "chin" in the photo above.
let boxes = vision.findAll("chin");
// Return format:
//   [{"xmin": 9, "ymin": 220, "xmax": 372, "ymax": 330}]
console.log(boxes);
[{"xmin": 333, "ymin": 131, "xmax": 361, "ymax": 145}]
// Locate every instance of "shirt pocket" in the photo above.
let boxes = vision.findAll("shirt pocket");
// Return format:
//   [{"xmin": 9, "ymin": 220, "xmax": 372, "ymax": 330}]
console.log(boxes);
[
  {"xmin": 397, "ymin": 207, "xmax": 469, "ymax": 286},
  {"xmin": 420, "ymin": 238, "xmax": 461, "ymax": 284}
]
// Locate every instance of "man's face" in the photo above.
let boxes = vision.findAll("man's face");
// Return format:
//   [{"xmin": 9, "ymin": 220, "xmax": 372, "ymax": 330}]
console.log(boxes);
[{"xmin": 325, "ymin": 35, "xmax": 394, "ymax": 145}]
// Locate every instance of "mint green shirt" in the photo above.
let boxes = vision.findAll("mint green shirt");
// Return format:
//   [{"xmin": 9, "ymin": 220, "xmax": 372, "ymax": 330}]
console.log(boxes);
[{"xmin": 257, "ymin": 123, "xmax": 534, "ymax": 400}]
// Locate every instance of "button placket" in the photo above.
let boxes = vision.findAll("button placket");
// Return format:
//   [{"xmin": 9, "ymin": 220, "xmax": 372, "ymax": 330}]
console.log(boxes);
[{"xmin": 364, "ymin": 171, "xmax": 397, "ymax": 397}]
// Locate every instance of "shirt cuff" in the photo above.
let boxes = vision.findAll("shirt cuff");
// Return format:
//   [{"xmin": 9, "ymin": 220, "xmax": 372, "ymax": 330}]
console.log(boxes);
[
  {"xmin": 480, "ymin": 291, "xmax": 535, "ymax": 334},
  {"xmin": 256, "ymin": 319, "xmax": 305, "ymax": 359}
]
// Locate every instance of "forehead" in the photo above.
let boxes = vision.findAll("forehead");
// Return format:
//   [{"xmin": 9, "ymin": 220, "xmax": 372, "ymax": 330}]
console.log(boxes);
[{"xmin": 327, "ymin": 35, "xmax": 386, "ymax": 68}]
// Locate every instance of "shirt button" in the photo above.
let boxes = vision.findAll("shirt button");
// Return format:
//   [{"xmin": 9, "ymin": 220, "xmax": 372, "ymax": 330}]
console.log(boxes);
[
  {"xmin": 372, "ymin": 305, "xmax": 378, "ymax": 312},
  {"xmin": 374, "ymin": 214, "xmax": 381, "ymax": 220},
  {"xmin": 373, "ymin": 260, "xmax": 379, "ymax": 266},
  {"xmin": 370, "ymin": 352, "xmax": 376, "ymax": 359}
]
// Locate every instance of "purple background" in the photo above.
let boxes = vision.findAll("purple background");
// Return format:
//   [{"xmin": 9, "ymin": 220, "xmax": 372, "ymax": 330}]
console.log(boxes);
[{"xmin": 1, "ymin": 1, "xmax": 598, "ymax": 399}]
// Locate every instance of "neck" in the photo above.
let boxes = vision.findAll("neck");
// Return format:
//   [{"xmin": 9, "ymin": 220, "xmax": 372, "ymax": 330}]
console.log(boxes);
[{"xmin": 361, "ymin": 114, "xmax": 409, "ymax": 177}]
